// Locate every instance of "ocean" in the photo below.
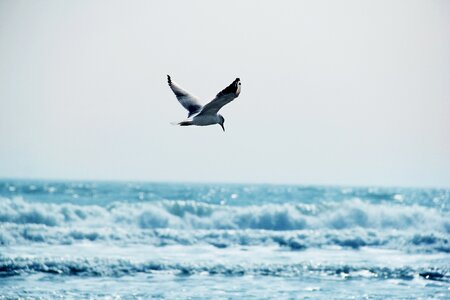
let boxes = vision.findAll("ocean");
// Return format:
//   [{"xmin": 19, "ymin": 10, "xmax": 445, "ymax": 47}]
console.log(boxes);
[{"xmin": 0, "ymin": 180, "xmax": 449, "ymax": 299}]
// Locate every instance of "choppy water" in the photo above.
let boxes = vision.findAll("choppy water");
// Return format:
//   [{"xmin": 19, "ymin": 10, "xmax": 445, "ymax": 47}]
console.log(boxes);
[{"xmin": 0, "ymin": 180, "xmax": 449, "ymax": 299}]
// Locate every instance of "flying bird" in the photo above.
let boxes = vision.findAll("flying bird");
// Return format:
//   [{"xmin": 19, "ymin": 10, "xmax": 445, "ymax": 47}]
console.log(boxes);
[{"xmin": 167, "ymin": 75, "xmax": 241, "ymax": 131}]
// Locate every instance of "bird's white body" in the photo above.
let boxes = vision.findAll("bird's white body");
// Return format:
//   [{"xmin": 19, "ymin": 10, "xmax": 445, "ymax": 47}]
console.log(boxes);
[
  {"xmin": 167, "ymin": 75, "xmax": 241, "ymax": 131},
  {"xmin": 191, "ymin": 114, "xmax": 222, "ymax": 126}
]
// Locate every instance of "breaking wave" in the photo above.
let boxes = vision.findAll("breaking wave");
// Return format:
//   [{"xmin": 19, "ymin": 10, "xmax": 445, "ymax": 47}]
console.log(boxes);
[
  {"xmin": 1, "ymin": 197, "xmax": 449, "ymax": 231},
  {"xmin": 1, "ymin": 197, "xmax": 449, "ymax": 252}
]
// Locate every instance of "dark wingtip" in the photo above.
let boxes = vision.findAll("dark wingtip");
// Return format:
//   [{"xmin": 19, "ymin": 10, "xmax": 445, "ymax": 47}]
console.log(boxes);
[
  {"xmin": 167, "ymin": 75, "xmax": 172, "ymax": 84},
  {"xmin": 216, "ymin": 77, "xmax": 242, "ymax": 97}
]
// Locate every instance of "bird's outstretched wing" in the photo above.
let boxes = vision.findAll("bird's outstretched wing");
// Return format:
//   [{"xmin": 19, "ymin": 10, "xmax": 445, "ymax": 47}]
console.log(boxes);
[
  {"xmin": 196, "ymin": 78, "xmax": 241, "ymax": 116},
  {"xmin": 167, "ymin": 75, "xmax": 203, "ymax": 117}
]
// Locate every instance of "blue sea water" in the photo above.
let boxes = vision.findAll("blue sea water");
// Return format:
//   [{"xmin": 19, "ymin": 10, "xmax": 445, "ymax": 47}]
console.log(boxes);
[{"xmin": 0, "ymin": 180, "xmax": 449, "ymax": 299}]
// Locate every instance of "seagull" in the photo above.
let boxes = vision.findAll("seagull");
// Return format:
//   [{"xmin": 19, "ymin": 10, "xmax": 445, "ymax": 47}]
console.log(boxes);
[{"xmin": 167, "ymin": 75, "xmax": 241, "ymax": 131}]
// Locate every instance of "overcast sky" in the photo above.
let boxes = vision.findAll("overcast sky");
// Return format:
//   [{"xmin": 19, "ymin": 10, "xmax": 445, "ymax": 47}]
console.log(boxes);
[{"xmin": 1, "ymin": 0, "xmax": 449, "ymax": 187}]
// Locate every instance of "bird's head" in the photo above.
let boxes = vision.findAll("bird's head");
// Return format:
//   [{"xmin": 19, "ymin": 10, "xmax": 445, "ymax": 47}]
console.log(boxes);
[{"xmin": 218, "ymin": 115, "xmax": 225, "ymax": 132}]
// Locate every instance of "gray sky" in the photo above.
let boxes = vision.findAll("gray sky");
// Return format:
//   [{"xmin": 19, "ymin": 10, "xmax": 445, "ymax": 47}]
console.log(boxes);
[{"xmin": 1, "ymin": 0, "xmax": 449, "ymax": 187}]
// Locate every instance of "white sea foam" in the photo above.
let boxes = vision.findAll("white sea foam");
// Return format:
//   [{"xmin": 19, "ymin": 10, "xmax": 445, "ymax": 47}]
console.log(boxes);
[{"xmin": 1, "ymin": 255, "xmax": 448, "ymax": 281}]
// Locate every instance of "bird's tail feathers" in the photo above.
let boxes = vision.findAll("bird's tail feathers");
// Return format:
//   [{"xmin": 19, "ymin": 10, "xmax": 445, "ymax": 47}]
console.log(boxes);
[
  {"xmin": 170, "ymin": 121, "xmax": 193, "ymax": 126},
  {"xmin": 179, "ymin": 121, "xmax": 193, "ymax": 126}
]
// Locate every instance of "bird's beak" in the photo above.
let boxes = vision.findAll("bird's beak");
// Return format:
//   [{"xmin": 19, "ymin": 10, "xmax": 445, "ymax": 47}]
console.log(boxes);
[{"xmin": 220, "ymin": 123, "xmax": 225, "ymax": 132}]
